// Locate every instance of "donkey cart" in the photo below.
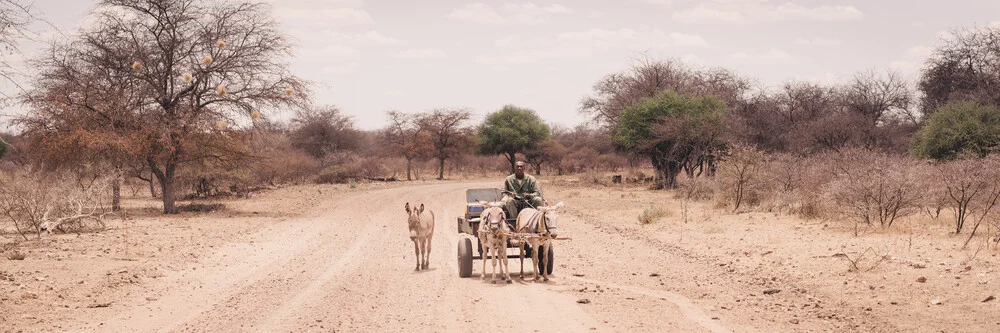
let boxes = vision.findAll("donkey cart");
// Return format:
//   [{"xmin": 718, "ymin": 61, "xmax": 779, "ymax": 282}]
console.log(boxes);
[{"xmin": 456, "ymin": 188, "xmax": 555, "ymax": 278}]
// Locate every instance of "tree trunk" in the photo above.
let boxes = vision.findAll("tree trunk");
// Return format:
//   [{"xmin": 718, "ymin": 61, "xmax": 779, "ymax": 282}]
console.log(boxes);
[
  {"xmin": 652, "ymin": 156, "xmax": 682, "ymax": 190},
  {"xmin": 148, "ymin": 178, "xmax": 157, "ymax": 198},
  {"xmin": 112, "ymin": 178, "xmax": 121, "ymax": 212},
  {"xmin": 665, "ymin": 161, "xmax": 681, "ymax": 189},
  {"xmin": 406, "ymin": 157, "xmax": 413, "ymax": 181},
  {"xmin": 437, "ymin": 158, "xmax": 445, "ymax": 180},
  {"xmin": 506, "ymin": 151, "xmax": 517, "ymax": 174},
  {"xmin": 150, "ymin": 161, "xmax": 179, "ymax": 214},
  {"xmin": 160, "ymin": 172, "xmax": 178, "ymax": 214}
]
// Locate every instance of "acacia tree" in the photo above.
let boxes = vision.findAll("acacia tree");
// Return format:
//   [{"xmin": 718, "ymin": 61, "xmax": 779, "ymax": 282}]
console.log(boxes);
[
  {"xmin": 380, "ymin": 110, "xmax": 431, "ymax": 181},
  {"xmin": 18, "ymin": 0, "xmax": 307, "ymax": 214},
  {"xmin": 416, "ymin": 108, "xmax": 474, "ymax": 180},
  {"xmin": 288, "ymin": 105, "xmax": 360, "ymax": 162},
  {"xmin": 911, "ymin": 101, "xmax": 1000, "ymax": 160},
  {"xmin": 478, "ymin": 105, "xmax": 550, "ymax": 173},
  {"xmin": 525, "ymin": 139, "xmax": 567, "ymax": 175},
  {"xmin": 614, "ymin": 90, "xmax": 727, "ymax": 189},
  {"xmin": 581, "ymin": 57, "xmax": 694, "ymax": 129}
]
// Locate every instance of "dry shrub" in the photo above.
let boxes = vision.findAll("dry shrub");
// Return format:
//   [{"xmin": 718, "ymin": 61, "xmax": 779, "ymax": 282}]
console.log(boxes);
[
  {"xmin": 6, "ymin": 251, "xmax": 25, "ymax": 260},
  {"xmin": 177, "ymin": 203, "xmax": 225, "ymax": 213},
  {"xmin": 347, "ymin": 156, "xmax": 390, "ymax": 179},
  {"xmin": 824, "ymin": 149, "xmax": 924, "ymax": 235},
  {"xmin": 0, "ymin": 167, "xmax": 116, "ymax": 239},
  {"xmin": 638, "ymin": 204, "xmax": 669, "ymax": 224},
  {"xmin": 716, "ymin": 144, "xmax": 767, "ymax": 212},
  {"xmin": 756, "ymin": 152, "xmax": 835, "ymax": 219},
  {"xmin": 578, "ymin": 170, "xmax": 609, "ymax": 186},
  {"xmin": 675, "ymin": 176, "xmax": 715, "ymax": 201},
  {"xmin": 316, "ymin": 165, "xmax": 352, "ymax": 184},
  {"xmin": 253, "ymin": 148, "xmax": 319, "ymax": 185},
  {"xmin": 934, "ymin": 156, "xmax": 1000, "ymax": 246}
]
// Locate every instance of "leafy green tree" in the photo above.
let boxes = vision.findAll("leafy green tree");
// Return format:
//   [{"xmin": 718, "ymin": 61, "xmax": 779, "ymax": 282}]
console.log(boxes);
[
  {"xmin": 911, "ymin": 101, "xmax": 1000, "ymax": 160},
  {"xmin": 614, "ymin": 90, "xmax": 727, "ymax": 189},
  {"xmin": 478, "ymin": 105, "xmax": 551, "ymax": 173}
]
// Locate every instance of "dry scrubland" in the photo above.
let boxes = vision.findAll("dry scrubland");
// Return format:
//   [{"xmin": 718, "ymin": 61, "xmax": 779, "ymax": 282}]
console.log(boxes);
[{"xmin": 2, "ymin": 166, "xmax": 1000, "ymax": 332}]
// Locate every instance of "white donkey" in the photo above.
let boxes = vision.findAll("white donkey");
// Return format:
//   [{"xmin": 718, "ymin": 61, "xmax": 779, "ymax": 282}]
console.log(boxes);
[
  {"xmin": 514, "ymin": 201, "xmax": 563, "ymax": 282},
  {"xmin": 478, "ymin": 202, "xmax": 512, "ymax": 284},
  {"xmin": 405, "ymin": 202, "xmax": 435, "ymax": 270}
]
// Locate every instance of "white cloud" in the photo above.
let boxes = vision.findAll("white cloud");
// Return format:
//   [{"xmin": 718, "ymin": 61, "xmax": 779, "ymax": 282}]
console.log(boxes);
[
  {"xmin": 274, "ymin": 7, "xmax": 374, "ymax": 26},
  {"xmin": 889, "ymin": 46, "xmax": 932, "ymax": 74},
  {"xmin": 321, "ymin": 44, "xmax": 362, "ymax": 58},
  {"xmin": 448, "ymin": 2, "xmax": 573, "ymax": 25},
  {"xmin": 395, "ymin": 48, "xmax": 449, "ymax": 59},
  {"xmin": 555, "ymin": 28, "xmax": 711, "ymax": 50},
  {"xmin": 494, "ymin": 35, "xmax": 523, "ymax": 47},
  {"xmin": 673, "ymin": 7, "xmax": 743, "ymax": 23},
  {"xmin": 323, "ymin": 62, "xmax": 360, "ymax": 75},
  {"xmin": 322, "ymin": 30, "xmax": 405, "ymax": 46},
  {"xmin": 730, "ymin": 49, "xmax": 798, "ymax": 64},
  {"xmin": 680, "ymin": 53, "xmax": 707, "ymax": 66},
  {"xmin": 475, "ymin": 49, "xmax": 552, "ymax": 65},
  {"xmin": 673, "ymin": 2, "xmax": 863, "ymax": 23},
  {"xmin": 479, "ymin": 28, "xmax": 709, "ymax": 66},
  {"xmin": 794, "ymin": 37, "xmax": 843, "ymax": 48},
  {"xmin": 670, "ymin": 32, "xmax": 711, "ymax": 47},
  {"xmin": 771, "ymin": 3, "xmax": 863, "ymax": 21},
  {"xmin": 448, "ymin": 3, "xmax": 505, "ymax": 24}
]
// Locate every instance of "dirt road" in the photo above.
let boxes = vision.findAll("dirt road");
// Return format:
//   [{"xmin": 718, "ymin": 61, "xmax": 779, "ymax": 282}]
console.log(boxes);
[
  {"xmin": 27, "ymin": 181, "xmax": 742, "ymax": 333},
  {"xmin": 10, "ymin": 179, "xmax": 950, "ymax": 332}
]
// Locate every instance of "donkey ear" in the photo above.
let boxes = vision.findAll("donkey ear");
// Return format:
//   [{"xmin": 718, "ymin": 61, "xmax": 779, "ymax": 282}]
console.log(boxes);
[
  {"xmin": 405, "ymin": 202, "xmax": 411, "ymax": 214},
  {"xmin": 419, "ymin": 203, "xmax": 425, "ymax": 214}
]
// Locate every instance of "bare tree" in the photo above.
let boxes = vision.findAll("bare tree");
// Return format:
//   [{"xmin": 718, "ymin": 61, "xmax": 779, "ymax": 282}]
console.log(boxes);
[
  {"xmin": 18, "ymin": 0, "xmax": 307, "ymax": 214},
  {"xmin": 380, "ymin": 110, "xmax": 431, "ymax": 181},
  {"xmin": 416, "ymin": 108, "xmax": 474, "ymax": 180},
  {"xmin": 581, "ymin": 56, "xmax": 693, "ymax": 129},
  {"xmin": 0, "ymin": 0, "xmax": 44, "ymax": 99},
  {"xmin": 841, "ymin": 69, "xmax": 912, "ymax": 127},
  {"xmin": 920, "ymin": 26, "xmax": 1000, "ymax": 117}
]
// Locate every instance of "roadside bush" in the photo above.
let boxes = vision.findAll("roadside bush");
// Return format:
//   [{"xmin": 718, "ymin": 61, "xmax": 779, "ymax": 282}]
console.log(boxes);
[
  {"xmin": 824, "ymin": 149, "xmax": 924, "ymax": 235},
  {"xmin": 0, "ymin": 167, "xmax": 114, "ymax": 239},
  {"xmin": 675, "ymin": 176, "xmax": 715, "ymax": 201},
  {"xmin": 716, "ymin": 144, "xmax": 767, "ymax": 212},
  {"xmin": 934, "ymin": 156, "xmax": 1000, "ymax": 241},
  {"xmin": 638, "ymin": 204, "xmax": 669, "ymax": 224},
  {"xmin": 253, "ymin": 149, "xmax": 319, "ymax": 185},
  {"xmin": 316, "ymin": 165, "xmax": 352, "ymax": 184}
]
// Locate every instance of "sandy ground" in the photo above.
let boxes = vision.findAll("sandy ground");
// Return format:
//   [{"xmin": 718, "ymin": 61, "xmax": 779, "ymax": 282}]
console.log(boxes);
[{"xmin": 2, "ymin": 177, "xmax": 999, "ymax": 332}]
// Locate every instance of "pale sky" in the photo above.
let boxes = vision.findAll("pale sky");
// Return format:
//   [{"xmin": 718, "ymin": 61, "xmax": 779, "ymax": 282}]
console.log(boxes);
[{"xmin": 6, "ymin": 0, "xmax": 1000, "ymax": 130}]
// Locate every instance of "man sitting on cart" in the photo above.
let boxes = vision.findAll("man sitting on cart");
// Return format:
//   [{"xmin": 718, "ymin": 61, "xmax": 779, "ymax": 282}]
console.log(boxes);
[{"xmin": 501, "ymin": 161, "xmax": 545, "ymax": 218}]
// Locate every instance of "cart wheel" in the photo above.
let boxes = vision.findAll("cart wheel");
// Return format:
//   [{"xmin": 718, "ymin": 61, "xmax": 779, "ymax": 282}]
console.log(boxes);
[
  {"xmin": 458, "ymin": 238, "xmax": 473, "ymax": 278},
  {"xmin": 537, "ymin": 245, "xmax": 554, "ymax": 275}
]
